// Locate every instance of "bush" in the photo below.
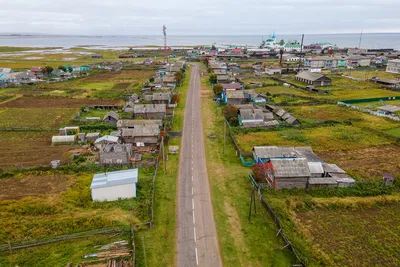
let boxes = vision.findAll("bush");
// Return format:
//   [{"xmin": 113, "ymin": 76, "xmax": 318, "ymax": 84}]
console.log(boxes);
[
  {"xmin": 171, "ymin": 94, "xmax": 180, "ymax": 104},
  {"xmin": 213, "ymin": 84, "xmax": 223, "ymax": 95}
]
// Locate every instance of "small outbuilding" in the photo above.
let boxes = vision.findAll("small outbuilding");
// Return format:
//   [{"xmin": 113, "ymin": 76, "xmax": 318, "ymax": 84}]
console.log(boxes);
[
  {"xmin": 52, "ymin": 135, "xmax": 76, "ymax": 145},
  {"xmin": 90, "ymin": 169, "xmax": 139, "ymax": 202}
]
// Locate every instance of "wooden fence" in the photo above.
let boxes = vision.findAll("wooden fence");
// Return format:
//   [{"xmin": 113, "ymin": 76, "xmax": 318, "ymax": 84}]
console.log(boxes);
[{"xmin": 248, "ymin": 174, "xmax": 306, "ymax": 266}]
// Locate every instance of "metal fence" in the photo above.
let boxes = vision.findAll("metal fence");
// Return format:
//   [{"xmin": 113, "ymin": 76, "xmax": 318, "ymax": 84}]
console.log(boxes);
[{"xmin": 338, "ymin": 101, "xmax": 400, "ymax": 122}]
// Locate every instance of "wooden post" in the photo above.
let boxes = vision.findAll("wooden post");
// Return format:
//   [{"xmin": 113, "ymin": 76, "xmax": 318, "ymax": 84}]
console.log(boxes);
[
  {"xmin": 141, "ymin": 236, "xmax": 147, "ymax": 267},
  {"xmin": 223, "ymin": 119, "xmax": 226, "ymax": 154}
]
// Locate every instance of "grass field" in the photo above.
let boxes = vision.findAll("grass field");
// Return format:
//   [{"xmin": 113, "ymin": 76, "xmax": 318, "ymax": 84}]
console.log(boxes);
[{"xmin": 200, "ymin": 65, "xmax": 295, "ymax": 266}]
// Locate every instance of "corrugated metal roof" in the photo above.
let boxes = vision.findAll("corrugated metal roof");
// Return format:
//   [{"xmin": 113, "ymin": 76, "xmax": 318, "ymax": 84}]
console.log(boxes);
[
  {"xmin": 323, "ymin": 163, "xmax": 346, "ymax": 174},
  {"xmin": 117, "ymin": 120, "xmax": 162, "ymax": 128},
  {"xmin": 121, "ymin": 125, "xmax": 160, "ymax": 137},
  {"xmin": 295, "ymin": 71, "xmax": 327, "ymax": 82},
  {"xmin": 270, "ymin": 158, "xmax": 310, "ymax": 177},
  {"xmin": 133, "ymin": 104, "xmax": 167, "ymax": 114},
  {"xmin": 90, "ymin": 169, "xmax": 138, "ymax": 189},
  {"xmin": 94, "ymin": 135, "xmax": 119, "ymax": 144}
]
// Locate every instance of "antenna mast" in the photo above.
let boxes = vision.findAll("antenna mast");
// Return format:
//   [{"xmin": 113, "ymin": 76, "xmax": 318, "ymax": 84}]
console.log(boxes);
[
  {"xmin": 163, "ymin": 25, "xmax": 168, "ymax": 63},
  {"xmin": 358, "ymin": 29, "xmax": 363, "ymax": 49}
]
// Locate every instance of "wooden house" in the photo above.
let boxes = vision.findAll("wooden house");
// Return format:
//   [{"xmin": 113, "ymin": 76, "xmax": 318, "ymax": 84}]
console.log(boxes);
[
  {"xmin": 121, "ymin": 125, "xmax": 160, "ymax": 146},
  {"xmin": 99, "ymin": 143, "xmax": 132, "ymax": 165},
  {"xmin": 103, "ymin": 111, "xmax": 119, "ymax": 126},
  {"xmin": 133, "ymin": 104, "xmax": 167, "ymax": 119},
  {"xmin": 295, "ymin": 71, "xmax": 332, "ymax": 87},
  {"xmin": 264, "ymin": 158, "xmax": 311, "ymax": 189}
]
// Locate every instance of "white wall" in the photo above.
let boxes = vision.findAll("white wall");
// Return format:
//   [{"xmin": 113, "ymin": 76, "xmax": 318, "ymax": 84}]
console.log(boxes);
[{"xmin": 92, "ymin": 183, "xmax": 136, "ymax": 202}]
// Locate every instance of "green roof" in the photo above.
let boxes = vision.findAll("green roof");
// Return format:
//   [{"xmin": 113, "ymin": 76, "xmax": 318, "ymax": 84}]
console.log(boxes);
[{"xmin": 284, "ymin": 43, "xmax": 301, "ymax": 48}]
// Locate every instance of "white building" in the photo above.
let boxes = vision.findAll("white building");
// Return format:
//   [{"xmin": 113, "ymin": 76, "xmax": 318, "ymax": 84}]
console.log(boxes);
[
  {"xmin": 90, "ymin": 169, "xmax": 139, "ymax": 202},
  {"xmin": 386, "ymin": 59, "xmax": 400, "ymax": 74}
]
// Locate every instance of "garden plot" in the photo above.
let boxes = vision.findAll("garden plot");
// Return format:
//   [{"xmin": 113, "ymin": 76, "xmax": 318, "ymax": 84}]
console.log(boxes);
[
  {"xmin": 0, "ymin": 97, "xmax": 122, "ymax": 108},
  {"xmin": 0, "ymin": 131, "xmax": 74, "ymax": 168},
  {"xmin": 296, "ymin": 203, "xmax": 400, "ymax": 266}
]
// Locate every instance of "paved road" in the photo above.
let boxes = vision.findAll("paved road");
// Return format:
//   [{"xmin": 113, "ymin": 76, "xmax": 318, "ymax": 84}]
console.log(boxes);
[{"xmin": 176, "ymin": 64, "xmax": 222, "ymax": 267}]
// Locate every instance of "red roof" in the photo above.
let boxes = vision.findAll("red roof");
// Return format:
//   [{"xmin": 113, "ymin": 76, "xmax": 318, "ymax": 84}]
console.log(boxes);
[{"xmin": 221, "ymin": 83, "xmax": 241, "ymax": 90}]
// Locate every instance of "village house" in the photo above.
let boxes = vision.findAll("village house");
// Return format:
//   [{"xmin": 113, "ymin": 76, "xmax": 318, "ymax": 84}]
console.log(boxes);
[
  {"xmin": 221, "ymin": 83, "xmax": 242, "ymax": 91},
  {"xmin": 91, "ymin": 54, "xmax": 103, "ymax": 59},
  {"xmin": 122, "ymin": 102, "xmax": 135, "ymax": 113},
  {"xmin": 238, "ymin": 108, "xmax": 279, "ymax": 128},
  {"xmin": 94, "ymin": 135, "xmax": 120, "ymax": 149},
  {"xmin": 222, "ymin": 89, "xmax": 258, "ymax": 105},
  {"xmin": 103, "ymin": 111, "xmax": 120, "ymax": 126},
  {"xmin": 386, "ymin": 59, "xmax": 400, "ymax": 74},
  {"xmin": 30, "ymin": 66, "xmax": 43, "ymax": 77},
  {"xmin": 162, "ymin": 76, "xmax": 177, "ymax": 88},
  {"xmin": 152, "ymin": 92, "xmax": 171, "ymax": 104},
  {"xmin": 117, "ymin": 119, "xmax": 162, "ymax": 129},
  {"xmin": 295, "ymin": 71, "xmax": 332, "ymax": 87},
  {"xmin": 90, "ymin": 169, "xmax": 138, "ymax": 202},
  {"xmin": 121, "ymin": 125, "xmax": 160, "ymax": 146},
  {"xmin": 213, "ymin": 69, "xmax": 227, "ymax": 75},
  {"xmin": 133, "ymin": 104, "xmax": 167, "ymax": 119},
  {"xmin": 264, "ymin": 158, "xmax": 311, "ymax": 189},
  {"xmin": 347, "ymin": 55, "xmax": 371, "ymax": 68},
  {"xmin": 217, "ymin": 74, "xmax": 232, "ymax": 84},
  {"xmin": 98, "ymin": 143, "xmax": 132, "ymax": 166},
  {"xmin": 265, "ymin": 68, "xmax": 282, "ymax": 75}
]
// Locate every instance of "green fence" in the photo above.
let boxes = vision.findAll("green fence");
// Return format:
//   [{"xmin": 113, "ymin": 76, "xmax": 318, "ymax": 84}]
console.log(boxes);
[{"xmin": 341, "ymin": 96, "xmax": 399, "ymax": 104}]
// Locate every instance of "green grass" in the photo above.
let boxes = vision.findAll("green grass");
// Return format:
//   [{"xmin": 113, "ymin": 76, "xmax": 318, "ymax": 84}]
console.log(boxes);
[
  {"xmin": 172, "ymin": 68, "xmax": 191, "ymax": 132},
  {"xmin": 386, "ymin": 127, "xmax": 400, "ymax": 138},
  {"xmin": 200, "ymin": 66, "xmax": 295, "ymax": 266}
]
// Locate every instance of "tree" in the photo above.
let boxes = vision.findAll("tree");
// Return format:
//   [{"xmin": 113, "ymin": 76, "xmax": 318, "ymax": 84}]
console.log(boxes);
[
  {"xmin": 213, "ymin": 84, "xmax": 223, "ymax": 96},
  {"xmin": 43, "ymin": 66, "xmax": 53, "ymax": 76},
  {"xmin": 149, "ymin": 77, "xmax": 154, "ymax": 83},
  {"xmin": 171, "ymin": 94, "xmax": 180, "ymax": 104},
  {"xmin": 279, "ymin": 39, "xmax": 285, "ymax": 46},
  {"xmin": 209, "ymin": 73, "xmax": 217, "ymax": 84},
  {"xmin": 174, "ymin": 71, "xmax": 184, "ymax": 85},
  {"xmin": 207, "ymin": 67, "xmax": 212, "ymax": 73},
  {"xmin": 58, "ymin": 66, "xmax": 67, "ymax": 72},
  {"xmin": 251, "ymin": 163, "xmax": 269, "ymax": 182},
  {"xmin": 244, "ymin": 84, "xmax": 252, "ymax": 89},
  {"xmin": 222, "ymin": 104, "xmax": 239, "ymax": 126},
  {"xmin": 68, "ymin": 66, "xmax": 73, "ymax": 73}
]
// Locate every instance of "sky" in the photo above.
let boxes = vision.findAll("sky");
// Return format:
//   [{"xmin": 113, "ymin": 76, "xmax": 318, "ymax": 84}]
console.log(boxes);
[{"xmin": 0, "ymin": 0, "xmax": 400, "ymax": 35}]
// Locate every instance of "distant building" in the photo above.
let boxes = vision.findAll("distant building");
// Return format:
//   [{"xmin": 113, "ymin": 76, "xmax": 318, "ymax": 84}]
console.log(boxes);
[
  {"xmin": 91, "ymin": 54, "xmax": 103, "ymax": 59},
  {"xmin": 295, "ymin": 71, "xmax": 332, "ymax": 87},
  {"xmin": 377, "ymin": 105, "xmax": 400, "ymax": 116},
  {"xmin": 386, "ymin": 59, "xmax": 400, "ymax": 74},
  {"xmin": 90, "ymin": 169, "xmax": 138, "ymax": 202}
]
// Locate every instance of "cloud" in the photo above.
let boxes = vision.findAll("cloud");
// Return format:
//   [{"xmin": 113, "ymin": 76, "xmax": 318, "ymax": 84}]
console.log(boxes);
[{"xmin": 0, "ymin": 0, "xmax": 399, "ymax": 34}]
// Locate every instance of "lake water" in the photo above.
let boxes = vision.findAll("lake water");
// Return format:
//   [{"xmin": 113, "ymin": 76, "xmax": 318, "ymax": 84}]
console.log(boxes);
[{"xmin": 1, "ymin": 33, "xmax": 400, "ymax": 49}]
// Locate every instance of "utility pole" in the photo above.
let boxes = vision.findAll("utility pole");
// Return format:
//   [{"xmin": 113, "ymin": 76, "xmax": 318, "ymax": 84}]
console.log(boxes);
[
  {"xmin": 358, "ymin": 29, "xmax": 363, "ymax": 49},
  {"xmin": 163, "ymin": 25, "xmax": 168, "ymax": 63},
  {"xmin": 298, "ymin": 34, "xmax": 304, "ymax": 72}
]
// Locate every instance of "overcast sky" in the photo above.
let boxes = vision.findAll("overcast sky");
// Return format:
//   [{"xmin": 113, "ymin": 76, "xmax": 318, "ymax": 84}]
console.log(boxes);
[{"xmin": 0, "ymin": 0, "xmax": 399, "ymax": 35}]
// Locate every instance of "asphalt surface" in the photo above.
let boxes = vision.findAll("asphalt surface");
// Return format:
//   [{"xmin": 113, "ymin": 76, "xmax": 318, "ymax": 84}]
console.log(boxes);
[{"xmin": 176, "ymin": 64, "xmax": 222, "ymax": 267}]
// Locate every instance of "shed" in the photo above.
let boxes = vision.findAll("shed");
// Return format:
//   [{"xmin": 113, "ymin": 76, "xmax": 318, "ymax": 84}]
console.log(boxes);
[
  {"xmin": 99, "ymin": 143, "xmax": 132, "ymax": 165},
  {"xmin": 91, "ymin": 169, "xmax": 138, "ymax": 202},
  {"xmin": 308, "ymin": 177, "xmax": 338, "ymax": 188},
  {"xmin": 377, "ymin": 105, "xmax": 400, "ymax": 115},
  {"xmin": 52, "ymin": 135, "xmax": 76, "ymax": 144},
  {"xmin": 307, "ymin": 162, "xmax": 324, "ymax": 178}
]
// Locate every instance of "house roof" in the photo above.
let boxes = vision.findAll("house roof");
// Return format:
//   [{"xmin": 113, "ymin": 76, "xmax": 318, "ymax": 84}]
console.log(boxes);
[
  {"xmin": 31, "ymin": 66, "xmax": 43, "ymax": 72},
  {"xmin": 101, "ymin": 143, "xmax": 132, "ymax": 153},
  {"xmin": 308, "ymin": 162, "xmax": 324, "ymax": 174},
  {"xmin": 242, "ymin": 120, "xmax": 279, "ymax": 128},
  {"xmin": 213, "ymin": 70, "xmax": 227, "ymax": 75},
  {"xmin": 0, "ymin": 68, "xmax": 12, "ymax": 74},
  {"xmin": 217, "ymin": 75, "xmax": 230, "ymax": 81},
  {"xmin": 254, "ymin": 146, "xmax": 298, "ymax": 159},
  {"xmin": 221, "ymin": 83, "xmax": 241, "ymax": 90},
  {"xmin": 226, "ymin": 90, "xmax": 244, "ymax": 99},
  {"xmin": 153, "ymin": 92, "xmax": 171, "ymax": 101},
  {"xmin": 270, "ymin": 158, "xmax": 311, "ymax": 178},
  {"xmin": 377, "ymin": 105, "xmax": 400, "ymax": 113},
  {"xmin": 117, "ymin": 120, "xmax": 162, "ymax": 128},
  {"xmin": 322, "ymin": 163, "xmax": 346, "ymax": 174},
  {"xmin": 104, "ymin": 111, "xmax": 119, "ymax": 121},
  {"xmin": 295, "ymin": 71, "xmax": 329, "ymax": 82},
  {"xmin": 239, "ymin": 109, "xmax": 264, "ymax": 120},
  {"xmin": 121, "ymin": 125, "xmax": 160, "ymax": 137},
  {"xmin": 133, "ymin": 104, "xmax": 167, "ymax": 114},
  {"xmin": 94, "ymin": 135, "xmax": 119, "ymax": 144},
  {"xmin": 163, "ymin": 76, "xmax": 176, "ymax": 83},
  {"xmin": 90, "ymin": 169, "xmax": 138, "ymax": 189}
]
